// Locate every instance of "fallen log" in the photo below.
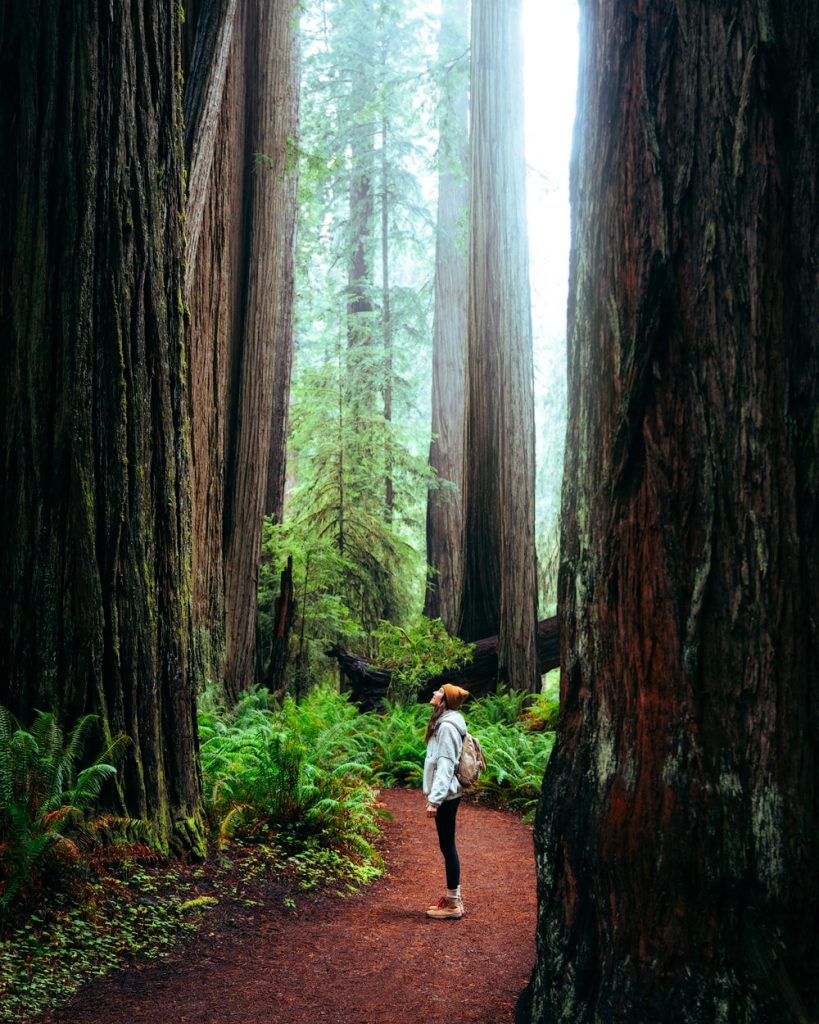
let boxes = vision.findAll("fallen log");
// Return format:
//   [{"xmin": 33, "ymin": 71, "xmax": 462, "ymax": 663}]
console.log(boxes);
[{"xmin": 325, "ymin": 616, "xmax": 559, "ymax": 711}]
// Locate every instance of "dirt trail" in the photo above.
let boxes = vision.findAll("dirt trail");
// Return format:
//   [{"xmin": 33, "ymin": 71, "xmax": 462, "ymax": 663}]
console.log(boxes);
[{"xmin": 44, "ymin": 789, "xmax": 537, "ymax": 1024}]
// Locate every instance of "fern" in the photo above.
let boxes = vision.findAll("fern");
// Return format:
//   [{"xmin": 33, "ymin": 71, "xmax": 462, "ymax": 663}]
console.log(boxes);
[{"xmin": 0, "ymin": 706, "xmax": 129, "ymax": 911}]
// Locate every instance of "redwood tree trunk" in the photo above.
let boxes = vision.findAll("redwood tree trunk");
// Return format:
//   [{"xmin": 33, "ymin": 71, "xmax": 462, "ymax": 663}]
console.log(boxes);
[
  {"xmin": 346, "ymin": 18, "xmax": 376, "ymax": 417},
  {"xmin": 520, "ymin": 2, "xmax": 819, "ymax": 1020},
  {"xmin": 263, "ymin": 8, "xmax": 300, "ymax": 524},
  {"xmin": 0, "ymin": 1, "xmax": 204, "ymax": 854},
  {"xmin": 221, "ymin": 0, "xmax": 300, "ymax": 703},
  {"xmin": 424, "ymin": 0, "xmax": 468, "ymax": 633},
  {"xmin": 459, "ymin": 0, "xmax": 538, "ymax": 692},
  {"xmin": 183, "ymin": 0, "xmax": 238, "ymax": 293},
  {"xmin": 185, "ymin": 0, "xmax": 299, "ymax": 700}
]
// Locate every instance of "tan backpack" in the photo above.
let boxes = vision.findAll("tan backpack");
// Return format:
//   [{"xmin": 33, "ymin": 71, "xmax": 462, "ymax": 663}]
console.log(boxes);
[{"xmin": 456, "ymin": 731, "xmax": 487, "ymax": 787}]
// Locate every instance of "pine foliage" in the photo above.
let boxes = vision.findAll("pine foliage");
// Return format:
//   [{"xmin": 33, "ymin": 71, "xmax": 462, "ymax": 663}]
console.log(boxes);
[{"xmin": 275, "ymin": 0, "xmax": 442, "ymax": 663}]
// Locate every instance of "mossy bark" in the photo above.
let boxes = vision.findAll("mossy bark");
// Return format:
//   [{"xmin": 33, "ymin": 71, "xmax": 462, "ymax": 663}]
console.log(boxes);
[
  {"xmin": 519, "ymin": 1, "xmax": 819, "ymax": 1020},
  {"xmin": 0, "ymin": 0, "xmax": 204, "ymax": 855}
]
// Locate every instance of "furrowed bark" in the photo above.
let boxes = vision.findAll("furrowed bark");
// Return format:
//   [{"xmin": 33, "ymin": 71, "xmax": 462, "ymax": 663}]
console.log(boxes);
[
  {"xmin": 183, "ymin": 0, "xmax": 238, "ymax": 293},
  {"xmin": 520, "ymin": 1, "xmax": 819, "ymax": 1020},
  {"xmin": 222, "ymin": 0, "xmax": 300, "ymax": 702},
  {"xmin": 0, "ymin": 0, "xmax": 204, "ymax": 854},
  {"xmin": 460, "ymin": 0, "xmax": 538, "ymax": 693},
  {"xmin": 185, "ymin": 0, "xmax": 299, "ymax": 700},
  {"xmin": 424, "ymin": 0, "xmax": 468, "ymax": 634}
]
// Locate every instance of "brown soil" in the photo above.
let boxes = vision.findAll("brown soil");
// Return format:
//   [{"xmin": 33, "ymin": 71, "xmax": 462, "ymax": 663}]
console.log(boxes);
[{"xmin": 43, "ymin": 789, "xmax": 537, "ymax": 1024}]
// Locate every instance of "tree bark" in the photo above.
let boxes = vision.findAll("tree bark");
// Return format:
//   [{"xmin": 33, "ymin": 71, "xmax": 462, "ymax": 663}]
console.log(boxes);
[
  {"xmin": 263, "ymin": 5, "xmax": 300, "ymax": 525},
  {"xmin": 221, "ymin": 0, "xmax": 300, "ymax": 703},
  {"xmin": 520, "ymin": 2, "xmax": 819, "ymax": 1020},
  {"xmin": 183, "ymin": 0, "xmax": 238, "ymax": 294},
  {"xmin": 185, "ymin": 0, "xmax": 299, "ymax": 700},
  {"xmin": 262, "ymin": 554, "xmax": 295, "ymax": 693},
  {"xmin": 0, "ymin": 0, "xmax": 204, "ymax": 854},
  {"xmin": 424, "ymin": 0, "xmax": 468, "ymax": 633},
  {"xmin": 459, "ymin": 0, "xmax": 538, "ymax": 693},
  {"xmin": 381, "ymin": 110, "xmax": 394, "ymax": 525},
  {"xmin": 345, "ymin": 10, "xmax": 376, "ymax": 417}
]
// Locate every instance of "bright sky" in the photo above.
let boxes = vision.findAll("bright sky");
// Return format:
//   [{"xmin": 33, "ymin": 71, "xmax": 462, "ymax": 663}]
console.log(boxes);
[{"xmin": 522, "ymin": 0, "xmax": 579, "ymax": 376}]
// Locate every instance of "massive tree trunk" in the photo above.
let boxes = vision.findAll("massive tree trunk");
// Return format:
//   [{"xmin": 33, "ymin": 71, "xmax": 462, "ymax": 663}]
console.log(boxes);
[
  {"xmin": 520, "ymin": 2, "xmax": 819, "ymax": 1021},
  {"xmin": 424, "ymin": 0, "xmax": 468, "ymax": 633},
  {"xmin": 0, "ymin": 1, "xmax": 204, "ymax": 854},
  {"xmin": 184, "ymin": 0, "xmax": 299, "ymax": 700},
  {"xmin": 263, "ymin": 8, "xmax": 300, "ymax": 525},
  {"xmin": 459, "ymin": 0, "xmax": 538, "ymax": 692}
]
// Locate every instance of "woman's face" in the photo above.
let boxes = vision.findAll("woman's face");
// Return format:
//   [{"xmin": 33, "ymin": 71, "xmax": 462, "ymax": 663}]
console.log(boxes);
[{"xmin": 430, "ymin": 688, "xmax": 445, "ymax": 707}]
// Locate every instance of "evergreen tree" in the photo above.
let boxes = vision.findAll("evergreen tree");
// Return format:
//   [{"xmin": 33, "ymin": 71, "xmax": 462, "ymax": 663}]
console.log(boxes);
[
  {"xmin": 424, "ymin": 0, "xmax": 469, "ymax": 633},
  {"xmin": 459, "ymin": 0, "xmax": 539, "ymax": 692},
  {"xmin": 286, "ymin": 0, "xmax": 439, "ymax": 650}
]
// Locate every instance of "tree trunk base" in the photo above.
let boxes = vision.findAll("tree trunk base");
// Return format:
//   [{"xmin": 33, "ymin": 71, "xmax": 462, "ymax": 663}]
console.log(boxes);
[
  {"xmin": 168, "ymin": 814, "xmax": 208, "ymax": 861},
  {"xmin": 517, "ymin": 952, "xmax": 815, "ymax": 1024}
]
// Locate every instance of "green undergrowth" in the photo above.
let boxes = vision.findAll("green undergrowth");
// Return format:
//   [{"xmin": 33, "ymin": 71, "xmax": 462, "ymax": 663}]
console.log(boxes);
[
  {"xmin": 199, "ymin": 686, "xmax": 389, "ymax": 875},
  {"xmin": 0, "ymin": 680, "xmax": 558, "ymax": 1021},
  {"xmin": 358, "ymin": 684, "xmax": 558, "ymax": 819},
  {"xmin": 200, "ymin": 681, "xmax": 558, "ymax": 826}
]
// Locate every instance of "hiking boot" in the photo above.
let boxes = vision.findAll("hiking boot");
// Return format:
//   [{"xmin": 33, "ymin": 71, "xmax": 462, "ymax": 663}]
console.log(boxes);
[{"xmin": 425, "ymin": 896, "xmax": 464, "ymax": 920}]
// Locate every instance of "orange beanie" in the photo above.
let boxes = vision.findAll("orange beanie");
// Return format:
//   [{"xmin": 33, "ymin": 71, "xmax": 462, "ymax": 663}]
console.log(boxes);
[{"xmin": 441, "ymin": 684, "xmax": 470, "ymax": 710}]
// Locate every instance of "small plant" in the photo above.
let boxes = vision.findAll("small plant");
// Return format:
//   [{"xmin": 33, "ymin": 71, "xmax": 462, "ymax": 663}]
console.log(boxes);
[
  {"xmin": 518, "ymin": 692, "xmax": 560, "ymax": 732},
  {"xmin": 370, "ymin": 618, "xmax": 474, "ymax": 704},
  {"xmin": 0, "ymin": 705, "xmax": 128, "ymax": 910}
]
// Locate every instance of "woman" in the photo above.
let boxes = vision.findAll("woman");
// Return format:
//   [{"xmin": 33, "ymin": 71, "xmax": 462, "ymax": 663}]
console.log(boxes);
[{"xmin": 423, "ymin": 682, "xmax": 471, "ymax": 920}]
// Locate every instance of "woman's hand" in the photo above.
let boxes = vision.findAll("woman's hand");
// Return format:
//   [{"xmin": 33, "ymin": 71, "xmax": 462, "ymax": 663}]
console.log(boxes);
[{"xmin": 426, "ymin": 802, "xmax": 438, "ymax": 818}]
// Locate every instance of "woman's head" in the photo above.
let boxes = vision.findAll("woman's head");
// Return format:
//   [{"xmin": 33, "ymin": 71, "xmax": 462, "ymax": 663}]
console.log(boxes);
[
  {"xmin": 425, "ymin": 684, "xmax": 470, "ymax": 742},
  {"xmin": 440, "ymin": 684, "xmax": 469, "ymax": 710}
]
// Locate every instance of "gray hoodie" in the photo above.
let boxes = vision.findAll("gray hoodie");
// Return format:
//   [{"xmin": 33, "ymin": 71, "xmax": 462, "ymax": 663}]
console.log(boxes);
[{"xmin": 423, "ymin": 709, "xmax": 466, "ymax": 807}]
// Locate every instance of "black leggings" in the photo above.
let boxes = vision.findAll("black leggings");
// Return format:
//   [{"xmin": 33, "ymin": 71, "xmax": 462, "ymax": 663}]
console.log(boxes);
[{"xmin": 435, "ymin": 797, "xmax": 461, "ymax": 889}]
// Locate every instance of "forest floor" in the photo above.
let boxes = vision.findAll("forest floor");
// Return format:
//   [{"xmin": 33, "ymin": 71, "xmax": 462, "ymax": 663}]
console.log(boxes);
[{"xmin": 37, "ymin": 789, "xmax": 537, "ymax": 1024}]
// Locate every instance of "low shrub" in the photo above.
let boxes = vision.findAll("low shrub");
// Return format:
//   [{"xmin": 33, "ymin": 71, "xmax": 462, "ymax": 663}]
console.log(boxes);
[{"xmin": 354, "ymin": 700, "xmax": 428, "ymax": 785}]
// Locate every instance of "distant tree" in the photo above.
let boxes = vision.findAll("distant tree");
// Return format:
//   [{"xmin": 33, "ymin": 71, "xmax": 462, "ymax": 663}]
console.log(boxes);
[
  {"xmin": 287, "ymin": 0, "xmax": 438, "ymax": 648},
  {"xmin": 184, "ymin": 0, "xmax": 300, "ymax": 702},
  {"xmin": 345, "ymin": 0, "xmax": 377, "ymax": 418},
  {"xmin": 0, "ymin": 2, "xmax": 204, "ymax": 853},
  {"xmin": 520, "ymin": 2, "xmax": 819, "ymax": 1020},
  {"xmin": 459, "ymin": 0, "xmax": 538, "ymax": 692},
  {"xmin": 424, "ymin": 0, "xmax": 469, "ymax": 633}
]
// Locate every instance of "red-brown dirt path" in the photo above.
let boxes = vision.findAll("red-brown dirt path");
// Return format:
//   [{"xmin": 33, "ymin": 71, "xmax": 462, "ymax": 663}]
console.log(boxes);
[{"xmin": 44, "ymin": 789, "xmax": 537, "ymax": 1024}]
